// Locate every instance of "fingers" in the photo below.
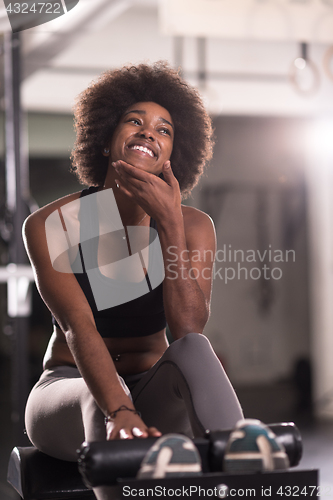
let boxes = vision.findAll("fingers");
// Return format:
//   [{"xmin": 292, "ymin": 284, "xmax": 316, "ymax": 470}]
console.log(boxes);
[
  {"xmin": 114, "ymin": 177, "xmax": 135, "ymax": 199},
  {"xmin": 118, "ymin": 427, "xmax": 151, "ymax": 439},
  {"xmin": 147, "ymin": 426, "xmax": 162, "ymax": 437},
  {"xmin": 132, "ymin": 427, "xmax": 145, "ymax": 438},
  {"xmin": 109, "ymin": 426, "xmax": 157, "ymax": 440},
  {"xmin": 119, "ymin": 428, "xmax": 132, "ymax": 439},
  {"xmin": 163, "ymin": 160, "xmax": 171, "ymax": 171},
  {"xmin": 107, "ymin": 424, "xmax": 149, "ymax": 440},
  {"xmin": 162, "ymin": 161, "xmax": 178, "ymax": 187},
  {"xmin": 114, "ymin": 163, "xmax": 148, "ymax": 197},
  {"xmin": 114, "ymin": 159, "xmax": 178, "ymax": 196},
  {"xmin": 120, "ymin": 427, "xmax": 160, "ymax": 439},
  {"xmin": 113, "ymin": 161, "xmax": 148, "ymax": 182}
]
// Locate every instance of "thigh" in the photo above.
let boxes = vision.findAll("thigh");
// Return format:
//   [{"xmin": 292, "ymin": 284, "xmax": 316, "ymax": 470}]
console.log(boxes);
[
  {"xmin": 131, "ymin": 333, "xmax": 243, "ymax": 437},
  {"xmin": 25, "ymin": 366, "xmax": 106, "ymax": 461}
]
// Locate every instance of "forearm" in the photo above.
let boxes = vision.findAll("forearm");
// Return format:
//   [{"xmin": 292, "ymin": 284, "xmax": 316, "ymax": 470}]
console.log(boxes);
[
  {"xmin": 157, "ymin": 212, "xmax": 210, "ymax": 338},
  {"xmin": 64, "ymin": 318, "xmax": 134, "ymax": 417}
]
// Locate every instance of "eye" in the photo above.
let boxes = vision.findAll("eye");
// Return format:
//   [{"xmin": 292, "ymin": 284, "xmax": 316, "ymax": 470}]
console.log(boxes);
[
  {"xmin": 159, "ymin": 127, "xmax": 171, "ymax": 136},
  {"xmin": 129, "ymin": 118, "xmax": 141, "ymax": 125}
]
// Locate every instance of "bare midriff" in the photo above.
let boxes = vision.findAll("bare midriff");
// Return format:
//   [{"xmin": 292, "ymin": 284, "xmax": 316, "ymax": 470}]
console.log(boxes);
[{"xmin": 43, "ymin": 326, "xmax": 169, "ymax": 376}]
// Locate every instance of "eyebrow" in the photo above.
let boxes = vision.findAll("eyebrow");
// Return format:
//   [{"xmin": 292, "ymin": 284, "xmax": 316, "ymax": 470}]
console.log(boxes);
[{"xmin": 123, "ymin": 109, "xmax": 174, "ymax": 130}]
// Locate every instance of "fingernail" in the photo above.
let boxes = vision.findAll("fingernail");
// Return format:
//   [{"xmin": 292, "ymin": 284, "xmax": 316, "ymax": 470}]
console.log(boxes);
[
  {"xmin": 119, "ymin": 429, "xmax": 130, "ymax": 439},
  {"xmin": 165, "ymin": 161, "xmax": 171, "ymax": 168},
  {"xmin": 132, "ymin": 427, "xmax": 144, "ymax": 437},
  {"xmin": 115, "ymin": 180, "xmax": 119, "ymax": 188}
]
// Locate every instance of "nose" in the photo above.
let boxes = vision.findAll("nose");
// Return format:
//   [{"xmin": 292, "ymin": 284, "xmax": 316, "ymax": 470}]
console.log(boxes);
[{"xmin": 137, "ymin": 127, "xmax": 155, "ymax": 141}]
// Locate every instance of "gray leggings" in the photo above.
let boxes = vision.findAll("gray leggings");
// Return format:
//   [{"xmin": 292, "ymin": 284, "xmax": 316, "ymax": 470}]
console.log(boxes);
[{"xmin": 25, "ymin": 333, "xmax": 243, "ymax": 463}]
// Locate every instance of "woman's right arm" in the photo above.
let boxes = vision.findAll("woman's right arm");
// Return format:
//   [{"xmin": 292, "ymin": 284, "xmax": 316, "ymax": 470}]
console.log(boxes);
[{"xmin": 23, "ymin": 205, "xmax": 160, "ymax": 440}]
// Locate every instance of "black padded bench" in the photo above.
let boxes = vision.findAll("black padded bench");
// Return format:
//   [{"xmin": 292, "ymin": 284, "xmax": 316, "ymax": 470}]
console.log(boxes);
[
  {"xmin": 8, "ymin": 423, "xmax": 318, "ymax": 500},
  {"xmin": 7, "ymin": 446, "xmax": 95, "ymax": 499}
]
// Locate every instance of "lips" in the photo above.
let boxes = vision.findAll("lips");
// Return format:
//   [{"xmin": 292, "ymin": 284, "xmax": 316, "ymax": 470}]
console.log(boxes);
[{"xmin": 127, "ymin": 141, "xmax": 157, "ymax": 158}]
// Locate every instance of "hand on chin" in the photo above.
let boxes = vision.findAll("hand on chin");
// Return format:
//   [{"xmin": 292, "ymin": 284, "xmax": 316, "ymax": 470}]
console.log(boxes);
[{"xmin": 117, "ymin": 157, "xmax": 160, "ymax": 176}]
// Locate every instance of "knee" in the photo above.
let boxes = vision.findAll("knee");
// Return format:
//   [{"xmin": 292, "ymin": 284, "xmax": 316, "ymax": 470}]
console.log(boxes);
[
  {"xmin": 172, "ymin": 332, "xmax": 211, "ymax": 349},
  {"xmin": 24, "ymin": 393, "xmax": 40, "ymax": 448},
  {"xmin": 167, "ymin": 333, "xmax": 214, "ymax": 361}
]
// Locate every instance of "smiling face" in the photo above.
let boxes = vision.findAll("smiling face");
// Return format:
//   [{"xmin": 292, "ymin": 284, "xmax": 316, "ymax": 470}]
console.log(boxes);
[{"xmin": 108, "ymin": 101, "xmax": 174, "ymax": 174}]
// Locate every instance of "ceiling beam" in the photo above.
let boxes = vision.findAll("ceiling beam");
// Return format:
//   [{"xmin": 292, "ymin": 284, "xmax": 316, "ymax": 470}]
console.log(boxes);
[{"xmin": 22, "ymin": 0, "xmax": 133, "ymax": 81}]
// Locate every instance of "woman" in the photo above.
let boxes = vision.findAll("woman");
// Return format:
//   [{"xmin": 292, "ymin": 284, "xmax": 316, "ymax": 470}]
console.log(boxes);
[{"xmin": 23, "ymin": 62, "xmax": 243, "ymax": 498}]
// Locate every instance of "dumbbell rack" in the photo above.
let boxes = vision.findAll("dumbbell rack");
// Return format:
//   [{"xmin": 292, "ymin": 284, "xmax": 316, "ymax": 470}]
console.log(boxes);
[
  {"xmin": 8, "ymin": 447, "xmax": 318, "ymax": 500},
  {"xmin": 8, "ymin": 423, "xmax": 319, "ymax": 499}
]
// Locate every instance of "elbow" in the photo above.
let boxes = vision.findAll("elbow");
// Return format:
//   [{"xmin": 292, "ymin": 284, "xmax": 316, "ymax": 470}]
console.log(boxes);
[
  {"xmin": 192, "ymin": 309, "xmax": 209, "ymax": 334},
  {"xmin": 57, "ymin": 314, "xmax": 96, "ymax": 345},
  {"xmin": 193, "ymin": 300, "xmax": 211, "ymax": 333},
  {"xmin": 197, "ymin": 300, "xmax": 210, "ymax": 330},
  {"xmin": 170, "ymin": 304, "xmax": 210, "ymax": 339}
]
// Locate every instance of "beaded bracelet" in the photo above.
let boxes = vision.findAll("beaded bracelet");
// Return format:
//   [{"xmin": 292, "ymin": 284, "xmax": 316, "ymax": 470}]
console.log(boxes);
[{"xmin": 104, "ymin": 405, "xmax": 141, "ymax": 424}]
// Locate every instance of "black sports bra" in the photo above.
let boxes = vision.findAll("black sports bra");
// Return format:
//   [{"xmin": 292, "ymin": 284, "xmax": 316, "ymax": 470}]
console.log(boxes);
[{"xmin": 52, "ymin": 186, "xmax": 166, "ymax": 337}]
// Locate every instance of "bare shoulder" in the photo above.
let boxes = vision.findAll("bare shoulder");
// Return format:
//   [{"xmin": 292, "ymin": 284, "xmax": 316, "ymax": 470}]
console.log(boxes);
[
  {"xmin": 181, "ymin": 205, "xmax": 216, "ymax": 234},
  {"xmin": 23, "ymin": 190, "xmax": 82, "ymax": 235},
  {"xmin": 181, "ymin": 205, "xmax": 216, "ymax": 254}
]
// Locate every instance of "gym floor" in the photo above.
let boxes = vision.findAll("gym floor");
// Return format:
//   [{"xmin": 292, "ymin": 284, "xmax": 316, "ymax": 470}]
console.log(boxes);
[{"xmin": 1, "ymin": 356, "xmax": 332, "ymax": 500}]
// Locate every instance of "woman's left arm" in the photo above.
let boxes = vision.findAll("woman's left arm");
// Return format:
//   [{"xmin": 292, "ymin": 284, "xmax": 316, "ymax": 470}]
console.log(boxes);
[
  {"xmin": 158, "ymin": 202, "xmax": 216, "ymax": 339},
  {"xmin": 114, "ymin": 159, "xmax": 216, "ymax": 339}
]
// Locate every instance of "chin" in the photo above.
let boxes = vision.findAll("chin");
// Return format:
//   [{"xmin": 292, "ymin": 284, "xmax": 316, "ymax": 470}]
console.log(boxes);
[{"xmin": 133, "ymin": 162, "xmax": 161, "ymax": 175}]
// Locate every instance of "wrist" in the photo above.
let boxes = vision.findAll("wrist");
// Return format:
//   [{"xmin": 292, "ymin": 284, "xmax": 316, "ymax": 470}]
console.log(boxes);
[
  {"xmin": 104, "ymin": 405, "xmax": 141, "ymax": 424},
  {"xmin": 157, "ymin": 208, "xmax": 183, "ymax": 233}
]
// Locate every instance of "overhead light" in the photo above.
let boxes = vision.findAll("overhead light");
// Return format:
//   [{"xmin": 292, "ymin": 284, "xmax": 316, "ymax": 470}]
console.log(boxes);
[
  {"xmin": 289, "ymin": 42, "xmax": 320, "ymax": 96},
  {"xmin": 294, "ymin": 57, "xmax": 306, "ymax": 70}
]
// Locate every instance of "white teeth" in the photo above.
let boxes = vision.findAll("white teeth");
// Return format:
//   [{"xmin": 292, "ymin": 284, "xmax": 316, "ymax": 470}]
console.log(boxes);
[{"xmin": 131, "ymin": 145, "xmax": 154, "ymax": 157}]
